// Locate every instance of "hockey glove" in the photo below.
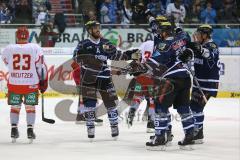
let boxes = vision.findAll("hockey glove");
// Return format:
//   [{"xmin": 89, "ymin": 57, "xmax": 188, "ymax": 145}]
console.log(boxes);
[
  {"xmin": 145, "ymin": 9, "xmax": 153, "ymax": 17},
  {"xmin": 128, "ymin": 60, "xmax": 148, "ymax": 76},
  {"xmin": 178, "ymin": 48, "xmax": 194, "ymax": 63},
  {"xmin": 123, "ymin": 49, "xmax": 140, "ymax": 60}
]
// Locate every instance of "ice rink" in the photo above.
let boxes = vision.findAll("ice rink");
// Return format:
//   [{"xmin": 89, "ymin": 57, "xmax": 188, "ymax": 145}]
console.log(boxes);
[{"xmin": 0, "ymin": 98, "xmax": 239, "ymax": 160}]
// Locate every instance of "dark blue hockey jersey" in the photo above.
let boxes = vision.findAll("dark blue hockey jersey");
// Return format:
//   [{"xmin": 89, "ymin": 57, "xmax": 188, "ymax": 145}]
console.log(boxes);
[
  {"xmin": 151, "ymin": 35, "xmax": 190, "ymax": 79},
  {"xmin": 193, "ymin": 40, "xmax": 220, "ymax": 95},
  {"xmin": 73, "ymin": 38, "xmax": 118, "ymax": 79}
]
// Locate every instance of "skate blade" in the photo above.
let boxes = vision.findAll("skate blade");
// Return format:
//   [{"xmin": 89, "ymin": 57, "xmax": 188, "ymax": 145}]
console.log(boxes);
[
  {"xmin": 179, "ymin": 145, "xmax": 194, "ymax": 150},
  {"xmin": 75, "ymin": 121, "xmax": 86, "ymax": 125},
  {"xmin": 194, "ymin": 139, "xmax": 204, "ymax": 144},
  {"xmin": 127, "ymin": 123, "xmax": 132, "ymax": 129},
  {"xmin": 89, "ymin": 138, "xmax": 94, "ymax": 142},
  {"xmin": 166, "ymin": 141, "xmax": 172, "ymax": 147},
  {"xmin": 127, "ymin": 122, "xmax": 132, "ymax": 129},
  {"xmin": 112, "ymin": 136, "xmax": 118, "ymax": 141},
  {"xmin": 126, "ymin": 119, "xmax": 132, "ymax": 129},
  {"xmin": 146, "ymin": 128, "xmax": 155, "ymax": 133},
  {"xmin": 94, "ymin": 122, "xmax": 103, "ymax": 126},
  {"xmin": 28, "ymin": 139, "xmax": 34, "ymax": 144},
  {"xmin": 146, "ymin": 145, "xmax": 166, "ymax": 151},
  {"xmin": 11, "ymin": 138, "xmax": 17, "ymax": 143}
]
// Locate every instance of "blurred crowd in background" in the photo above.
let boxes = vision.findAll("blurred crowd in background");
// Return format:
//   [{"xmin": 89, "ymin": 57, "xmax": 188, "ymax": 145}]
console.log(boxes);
[{"xmin": 0, "ymin": 0, "xmax": 239, "ymax": 25}]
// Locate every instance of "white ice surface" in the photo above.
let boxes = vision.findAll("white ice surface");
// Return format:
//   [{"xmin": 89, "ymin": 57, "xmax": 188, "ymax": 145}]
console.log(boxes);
[{"xmin": 0, "ymin": 98, "xmax": 239, "ymax": 160}]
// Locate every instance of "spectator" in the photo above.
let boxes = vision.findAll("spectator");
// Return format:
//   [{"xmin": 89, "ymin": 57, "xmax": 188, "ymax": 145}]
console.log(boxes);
[
  {"xmin": 166, "ymin": 0, "xmax": 186, "ymax": 23},
  {"xmin": 131, "ymin": 2, "xmax": 147, "ymax": 24},
  {"xmin": 36, "ymin": 6, "xmax": 49, "ymax": 25},
  {"xmin": 7, "ymin": 0, "xmax": 16, "ymax": 19},
  {"xmin": 218, "ymin": 0, "xmax": 239, "ymax": 23},
  {"xmin": 119, "ymin": 0, "xmax": 132, "ymax": 28},
  {"xmin": 160, "ymin": 0, "xmax": 171, "ymax": 9},
  {"xmin": 200, "ymin": 2, "xmax": 217, "ymax": 24},
  {"xmin": 147, "ymin": 0, "xmax": 165, "ymax": 16},
  {"xmin": 191, "ymin": 0, "xmax": 202, "ymax": 23},
  {"xmin": 87, "ymin": 10, "xmax": 97, "ymax": 21},
  {"xmin": 13, "ymin": 0, "xmax": 33, "ymax": 24},
  {"xmin": 39, "ymin": 22, "xmax": 59, "ymax": 47},
  {"xmin": 54, "ymin": 12, "xmax": 66, "ymax": 33},
  {"xmin": 100, "ymin": 0, "xmax": 117, "ymax": 24},
  {"xmin": 0, "ymin": 2, "xmax": 12, "ymax": 24}
]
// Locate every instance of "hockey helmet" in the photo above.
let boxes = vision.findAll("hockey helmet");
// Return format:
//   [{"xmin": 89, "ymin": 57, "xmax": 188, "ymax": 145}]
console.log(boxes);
[
  {"xmin": 197, "ymin": 24, "xmax": 213, "ymax": 36},
  {"xmin": 16, "ymin": 26, "xmax": 29, "ymax": 40},
  {"xmin": 85, "ymin": 20, "xmax": 100, "ymax": 30},
  {"xmin": 159, "ymin": 22, "xmax": 172, "ymax": 33},
  {"xmin": 156, "ymin": 15, "xmax": 168, "ymax": 24}
]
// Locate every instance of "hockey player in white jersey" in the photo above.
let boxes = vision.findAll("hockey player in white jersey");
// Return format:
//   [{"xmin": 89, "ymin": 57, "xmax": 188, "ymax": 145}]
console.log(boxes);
[
  {"xmin": 127, "ymin": 40, "xmax": 156, "ymax": 132},
  {"xmin": 1, "ymin": 26, "xmax": 48, "ymax": 143}
]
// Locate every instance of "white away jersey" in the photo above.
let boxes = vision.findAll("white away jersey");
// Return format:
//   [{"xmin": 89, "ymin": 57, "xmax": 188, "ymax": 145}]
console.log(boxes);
[
  {"xmin": 1, "ymin": 43, "xmax": 43, "ymax": 85},
  {"xmin": 139, "ymin": 40, "xmax": 154, "ymax": 63}
]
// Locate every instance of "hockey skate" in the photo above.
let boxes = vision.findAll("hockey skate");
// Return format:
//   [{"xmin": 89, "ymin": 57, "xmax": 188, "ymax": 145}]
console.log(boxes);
[
  {"xmin": 87, "ymin": 127, "xmax": 95, "ymax": 142},
  {"xmin": 111, "ymin": 126, "xmax": 119, "ymax": 140},
  {"xmin": 146, "ymin": 134, "xmax": 168, "ymax": 151},
  {"xmin": 11, "ymin": 125, "xmax": 19, "ymax": 143},
  {"xmin": 178, "ymin": 132, "xmax": 195, "ymax": 150},
  {"xmin": 149, "ymin": 130, "xmax": 173, "ymax": 146},
  {"xmin": 27, "ymin": 126, "xmax": 36, "ymax": 144},
  {"xmin": 127, "ymin": 108, "xmax": 136, "ymax": 128},
  {"xmin": 76, "ymin": 113, "xmax": 103, "ymax": 126},
  {"xmin": 193, "ymin": 128, "xmax": 204, "ymax": 144},
  {"xmin": 146, "ymin": 119, "xmax": 155, "ymax": 133},
  {"xmin": 166, "ymin": 130, "xmax": 174, "ymax": 146}
]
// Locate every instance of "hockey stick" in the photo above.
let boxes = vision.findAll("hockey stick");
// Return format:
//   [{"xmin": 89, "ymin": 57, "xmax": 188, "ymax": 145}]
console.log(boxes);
[
  {"xmin": 41, "ymin": 56, "xmax": 55, "ymax": 124},
  {"xmin": 185, "ymin": 63, "xmax": 208, "ymax": 103}
]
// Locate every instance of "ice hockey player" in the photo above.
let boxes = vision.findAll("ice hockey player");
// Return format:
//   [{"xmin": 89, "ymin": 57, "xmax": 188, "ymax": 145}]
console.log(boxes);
[
  {"xmin": 127, "ymin": 15, "xmax": 170, "ymax": 133},
  {"xmin": 127, "ymin": 40, "xmax": 156, "ymax": 133},
  {"xmin": 72, "ymin": 20, "xmax": 138, "ymax": 141},
  {"xmin": 190, "ymin": 24, "xmax": 220, "ymax": 144},
  {"xmin": 129, "ymin": 20, "xmax": 195, "ymax": 150},
  {"xmin": 71, "ymin": 60, "xmax": 103, "ymax": 126},
  {"xmin": 1, "ymin": 26, "xmax": 48, "ymax": 143}
]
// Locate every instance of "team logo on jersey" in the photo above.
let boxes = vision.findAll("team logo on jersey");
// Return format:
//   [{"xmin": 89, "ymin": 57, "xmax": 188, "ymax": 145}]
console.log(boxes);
[
  {"xmin": 172, "ymin": 39, "xmax": 186, "ymax": 50},
  {"xmin": 102, "ymin": 44, "xmax": 110, "ymax": 50},
  {"xmin": 96, "ymin": 47, "xmax": 100, "ymax": 53},
  {"xmin": 157, "ymin": 43, "xmax": 167, "ymax": 51},
  {"xmin": 152, "ymin": 50, "xmax": 161, "ymax": 57},
  {"xmin": 209, "ymin": 43, "xmax": 217, "ymax": 48}
]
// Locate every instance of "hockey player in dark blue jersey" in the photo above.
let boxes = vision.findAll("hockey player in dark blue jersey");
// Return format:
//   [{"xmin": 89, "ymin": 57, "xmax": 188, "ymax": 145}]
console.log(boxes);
[
  {"xmin": 72, "ymin": 20, "xmax": 137, "ymax": 141},
  {"xmin": 190, "ymin": 25, "xmax": 220, "ymax": 144},
  {"xmin": 130, "ymin": 21, "xmax": 195, "ymax": 150}
]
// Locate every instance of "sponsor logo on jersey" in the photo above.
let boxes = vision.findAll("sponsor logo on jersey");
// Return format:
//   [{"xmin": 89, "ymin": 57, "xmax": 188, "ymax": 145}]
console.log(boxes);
[
  {"xmin": 157, "ymin": 43, "xmax": 167, "ymax": 51},
  {"xmin": 95, "ymin": 55, "xmax": 107, "ymax": 61},
  {"xmin": 172, "ymin": 39, "xmax": 187, "ymax": 50},
  {"xmin": 194, "ymin": 58, "xmax": 204, "ymax": 65}
]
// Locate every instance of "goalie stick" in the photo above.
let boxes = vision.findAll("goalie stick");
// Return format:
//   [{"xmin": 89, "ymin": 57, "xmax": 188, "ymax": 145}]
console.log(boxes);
[{"xmin": 41, "ymin": 56, "xmax": 55, "ymax": 124}]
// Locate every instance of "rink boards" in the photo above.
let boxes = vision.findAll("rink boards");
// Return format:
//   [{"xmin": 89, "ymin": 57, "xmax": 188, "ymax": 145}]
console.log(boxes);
[{"xmin": 0, "ymin": 50, "xmax": 240, "ymax": 99}]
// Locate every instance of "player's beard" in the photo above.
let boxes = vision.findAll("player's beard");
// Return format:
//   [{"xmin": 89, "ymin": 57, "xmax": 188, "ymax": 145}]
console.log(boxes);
[{"xmin": 92, "ymin": 31, "xmax": 101, "ymax": 39}]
